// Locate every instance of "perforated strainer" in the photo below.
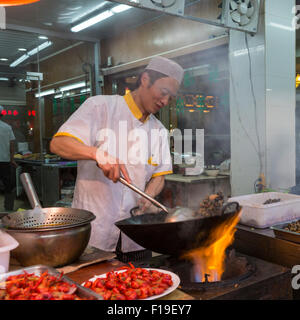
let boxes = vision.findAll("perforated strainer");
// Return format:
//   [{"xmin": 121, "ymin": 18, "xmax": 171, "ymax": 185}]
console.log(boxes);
[{"xmin": 1, "ymin": 173, "xmax": 95, "ymax": 231}]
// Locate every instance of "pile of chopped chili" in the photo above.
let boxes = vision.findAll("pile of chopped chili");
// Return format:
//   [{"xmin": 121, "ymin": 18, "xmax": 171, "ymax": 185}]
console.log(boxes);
[
  {"xmin": 0, "ymin": 271, "xmax": 88, "ymax": 300},
  {"xmin": 83, "ymin": 263, "xmax": 173, "ymax": 300}
]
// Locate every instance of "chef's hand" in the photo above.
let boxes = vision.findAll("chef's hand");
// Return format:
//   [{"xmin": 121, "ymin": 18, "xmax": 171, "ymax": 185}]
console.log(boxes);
[
  {"xmin": 137, "ymin": 197, "xmax": 161, "ymax": 214},
  {"xmin": 96, "ymin": 149, "xmax": 131, "ymax": 183}
]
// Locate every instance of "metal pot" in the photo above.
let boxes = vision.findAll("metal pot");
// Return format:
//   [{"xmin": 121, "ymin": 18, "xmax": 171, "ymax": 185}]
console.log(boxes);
[
  {"xmin": 2, "ymin": 212, "xmax": 93, "ymax": 268},
  {"xmin": 0, "ymin": 173, "xmax": 96, "ymax": 267}
]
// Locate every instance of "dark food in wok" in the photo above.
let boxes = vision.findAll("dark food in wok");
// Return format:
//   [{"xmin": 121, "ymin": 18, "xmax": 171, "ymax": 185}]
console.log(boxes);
[
  {"xmin": 197, "ymin": 192, "xmax": 225, "ymax": 217},
  {"xmin": 115, "ymin": 192, "xmax": 241, "ymax": 256}
]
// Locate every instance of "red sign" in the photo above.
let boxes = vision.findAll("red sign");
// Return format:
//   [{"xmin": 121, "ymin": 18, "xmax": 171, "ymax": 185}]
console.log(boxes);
[{"xmin": 0, "ymin": 0, "xmax": 40, "ymax": 6}]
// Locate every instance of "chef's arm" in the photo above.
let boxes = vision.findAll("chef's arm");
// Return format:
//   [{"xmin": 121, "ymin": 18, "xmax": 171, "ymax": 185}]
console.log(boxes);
[
  {"xmin": 50, "ymin": 136, "xmax": 131, "ymax": 183},
  {"xmin": 145, "ymin": 175, "xmax": 165, "ymax": 198},
  {"xmin": 138, "ymin": 176, "xmax": 165, "ymax": 212},
  {"xmin": 50, "ymin": 136, "xmax": 97, "ymax": 161}
]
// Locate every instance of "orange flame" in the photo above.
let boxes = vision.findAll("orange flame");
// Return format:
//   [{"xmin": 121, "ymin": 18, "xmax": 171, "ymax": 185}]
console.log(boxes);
[{"xmin": 182, "ymin": 211, "xmax": 241, "ymax": 282}]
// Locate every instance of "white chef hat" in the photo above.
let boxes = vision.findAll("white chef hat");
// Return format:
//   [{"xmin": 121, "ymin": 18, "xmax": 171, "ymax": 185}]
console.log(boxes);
[{"xmin": 145, "ymin": 56, "xmax": 184, "ymax": 84}]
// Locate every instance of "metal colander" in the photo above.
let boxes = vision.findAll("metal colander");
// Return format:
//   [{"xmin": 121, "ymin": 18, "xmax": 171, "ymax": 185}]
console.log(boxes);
[
  {"xmin": 2, "ymin": 207, "xmax": 96, "ymax": 231},
  {"xmin": 1, "ymin": 172, "xmax": 96, "ymax": 232}
]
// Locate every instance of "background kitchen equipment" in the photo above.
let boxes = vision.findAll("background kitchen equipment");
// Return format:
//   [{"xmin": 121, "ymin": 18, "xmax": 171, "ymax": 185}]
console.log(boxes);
[
  {"xmin": 115, "ymin": 202, "xmax": 241, "ymax": 256},
  {"xmin": 172, "ymin": 152, "xmax": 204, "ymax": 176},
  {"xmin": 0, "ymin": 173, "xmax": 96, "ymax": 267},
  {"xmin": 0, "ymin": 230, "xmax": 19, "ymax": 273},
  {"xmin": 271, "ymin": 219, "xmax": 300, "ymax": 244},
  {"xmin": 229, "ymin": 192, "xmax": 300, "ymax": 228},
  {"xmin": 204, "ymin": 165, "xmax": 220, "ymax": 177}
]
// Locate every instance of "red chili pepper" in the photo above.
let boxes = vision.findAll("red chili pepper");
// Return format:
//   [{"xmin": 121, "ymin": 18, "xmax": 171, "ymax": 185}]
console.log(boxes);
[
  {"xmin": 57, "ymin": 271, "xmax": 64, "ymax": 281},
  {"xmin": 84, "ymin": 266, "xmax": 173, "ymax": 300},
  {"xmin": 84, "ymin": 281, "xmax": 92, "ymax": 288},
  {"xmin": 62, "ymin": 294, "xmax": 75, "ymax": 300}
]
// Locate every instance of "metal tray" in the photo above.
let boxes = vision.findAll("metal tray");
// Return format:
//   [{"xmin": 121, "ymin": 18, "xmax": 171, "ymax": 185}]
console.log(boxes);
[
  {"xmin": 0, "ymin": 265, "xmax": 103, "ymax": 300},
  {"xmin": 270, "ymin": 219, "xmax": 300, "ymax": 244}
]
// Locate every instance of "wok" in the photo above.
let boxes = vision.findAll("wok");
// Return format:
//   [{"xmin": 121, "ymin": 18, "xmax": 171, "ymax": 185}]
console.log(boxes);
[{"xmin": 115, "ymin": 202, "xmax": 241, "ymax": 256}]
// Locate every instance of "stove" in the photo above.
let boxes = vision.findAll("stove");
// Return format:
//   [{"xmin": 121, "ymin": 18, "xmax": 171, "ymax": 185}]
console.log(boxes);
[{"xmin": 135, "ymin": 249, "xmax": 293, "ymax": 300}]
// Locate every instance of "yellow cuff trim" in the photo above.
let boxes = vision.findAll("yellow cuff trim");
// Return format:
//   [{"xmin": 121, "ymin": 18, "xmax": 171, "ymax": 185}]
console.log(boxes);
[
  {"xmin": 151, "ymin": 170, "xmax": 173, "ymax": 178},
  {"xmin": 53, "ymin": 132, "xmax": 84, "ymax": 144},
  {"xmin": 147, "ymin": 157, "xmax": 158, "ymax": 167}
]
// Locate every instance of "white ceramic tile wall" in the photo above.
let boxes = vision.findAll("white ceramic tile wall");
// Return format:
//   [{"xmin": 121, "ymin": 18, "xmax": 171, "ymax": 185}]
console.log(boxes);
[
  {"xmin": 265, "ymin": 74, "xmax": 296, "ymax": 188},
  {"xmin": 265, "ymin": 14, "xmax": 295, "ymax": 78},
  {"xmin": 265, "ymin": 0, "xmax": 295, "ymax": 20},
  {"xmin": 229, "ymin": 0, "xmax": 296, "ymax": 195},
  {"xmin": 229, "ymin": 24, "xmax": 266, "ymax": 195},
  {"xmin": 265, "ymin": 0, "xmax": 296, "ymax": 190}
]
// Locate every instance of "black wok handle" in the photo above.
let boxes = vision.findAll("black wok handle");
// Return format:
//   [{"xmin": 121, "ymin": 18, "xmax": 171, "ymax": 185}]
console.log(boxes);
[{"xmin": 221, "ymin": 202, "xmax": 240, "ymax": 215}]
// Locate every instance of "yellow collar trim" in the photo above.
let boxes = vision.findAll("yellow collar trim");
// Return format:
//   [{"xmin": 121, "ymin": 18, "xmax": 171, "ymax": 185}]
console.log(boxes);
[{"xmin": 123, "ymin": 92, "xmax": 149, "ymax": 123}]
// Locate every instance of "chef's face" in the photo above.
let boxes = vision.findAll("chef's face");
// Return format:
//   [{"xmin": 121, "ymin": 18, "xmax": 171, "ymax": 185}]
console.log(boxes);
[{"xmin": 140, "ymin": 72, "xmax": 179, "ymax": 115}]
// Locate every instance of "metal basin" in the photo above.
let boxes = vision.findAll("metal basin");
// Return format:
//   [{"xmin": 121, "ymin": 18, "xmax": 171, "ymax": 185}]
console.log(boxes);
[
  {"xmin": 0, "ymin": 172, "xmax": 95, "ymax": 268},
  {"xmin": 5, "ymin": 223, "xmax": 91, "ymax": 267}
]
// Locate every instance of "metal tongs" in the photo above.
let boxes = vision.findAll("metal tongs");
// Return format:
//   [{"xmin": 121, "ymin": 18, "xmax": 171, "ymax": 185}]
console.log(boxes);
[
  {"xmin": 119, "ymin": 177, "xmax": 197, "ymax": 222},
  {"xmin": 119, "ymin": 177, "xmax": 169, "ymax": 213}
]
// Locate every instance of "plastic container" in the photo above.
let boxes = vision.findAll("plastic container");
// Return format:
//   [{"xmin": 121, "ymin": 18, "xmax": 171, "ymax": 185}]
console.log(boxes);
[
  {"xmin": 0, "ymin": 230, "xmax": 19, "ymax": 273},
  {"xmin": 228, "ymin": 192, "xmax": 300, "ymax": 228}
]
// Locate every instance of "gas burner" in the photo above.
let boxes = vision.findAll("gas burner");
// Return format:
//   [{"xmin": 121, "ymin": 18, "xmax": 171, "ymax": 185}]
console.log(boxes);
[
  {"xmin": 175, "ymin": 250, "xmax": 256, "ymax": 292},
  {"xmin": 135, "ymin": 249, "xmax": 255, "ymax": 289},
  {"xmin": 134, "ymin": 249, "xmax": 292, "ymax": 300}
]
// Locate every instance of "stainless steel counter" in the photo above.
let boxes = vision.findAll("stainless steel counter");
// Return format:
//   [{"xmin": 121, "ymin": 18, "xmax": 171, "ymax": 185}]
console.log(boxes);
[
  {"xmin": 165, "ymin": 173, "xmax": 230, "ymax": 183},
  {"xmin": 16, "ymin": 159, "xmax": 77, "ymax": 168}
]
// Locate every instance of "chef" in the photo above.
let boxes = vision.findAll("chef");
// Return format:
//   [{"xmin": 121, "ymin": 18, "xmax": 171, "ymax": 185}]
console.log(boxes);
[{"xmin": 50, "ymin": 56, "xmax": 184, "ymax": 262}]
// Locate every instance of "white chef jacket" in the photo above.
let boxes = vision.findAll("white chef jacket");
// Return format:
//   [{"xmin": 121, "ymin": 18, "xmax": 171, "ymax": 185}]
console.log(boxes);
[
  {"xmin": 0, "ymin": 120, "xmax": 15, "ymax": 162},
  {"xmin": 54, "ymin": 92, "xmax": 172, "ymax": 252}
]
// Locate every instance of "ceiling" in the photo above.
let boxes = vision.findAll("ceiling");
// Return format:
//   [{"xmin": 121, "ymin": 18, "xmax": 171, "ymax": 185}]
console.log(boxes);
[
  {"xmin": 0, "ymin": 0, "xmax": 165, "ymax": 72},
  {"xmin": 5, "ymin": 0, "xmax": 163, "ymax": 40},
  {"xmin": 1, "ymin": 0, "xmax": 299, "ymax": 74},
  {"xmin": 1, "ymin": 0, "xmax": 209, "ymax": 74}
]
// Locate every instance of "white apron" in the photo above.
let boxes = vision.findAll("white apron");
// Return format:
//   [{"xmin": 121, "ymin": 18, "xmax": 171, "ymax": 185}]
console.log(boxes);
[{"xmin": 54, "ymin": 93, "xmax": 172, "ymax": 252}]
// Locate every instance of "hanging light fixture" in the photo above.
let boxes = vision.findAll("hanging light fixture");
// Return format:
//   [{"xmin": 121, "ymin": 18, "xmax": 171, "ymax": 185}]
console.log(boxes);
[{"xmin": 0, "ymin": 0, "xmax": 40, "ymax": 6}]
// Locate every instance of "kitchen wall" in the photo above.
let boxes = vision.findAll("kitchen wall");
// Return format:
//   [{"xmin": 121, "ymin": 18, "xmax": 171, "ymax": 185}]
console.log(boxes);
[
  {"xmin": 0, "ymin": 82, "xmax": 26, "ymax": 106},
  {"xmin": 38, "ymin": 41, "xmax": 95, "ymax": 88},
  {"xmin": 229, "ymin": 0, "xmax": 296, "ymax": 195},
  {"xmin": 27, "ymin": 40, "xmax": 94, "ymax": 152},
  {"xmin": 101, "ymin": 0, "xmax": 226, "ymax": 71}
]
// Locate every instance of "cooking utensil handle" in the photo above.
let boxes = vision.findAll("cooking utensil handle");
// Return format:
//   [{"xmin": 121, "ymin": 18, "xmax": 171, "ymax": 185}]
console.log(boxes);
[
  {"xmin": 119, "ymin": 177, "xmax": 169, "ymax": 213},
  {"xmin": 20, "ymin": 172, "xmax": 42, "ymax": 209},
  {"xmin": 221, "ymin": 201, "xmax": 240, "ymax": 215}
]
